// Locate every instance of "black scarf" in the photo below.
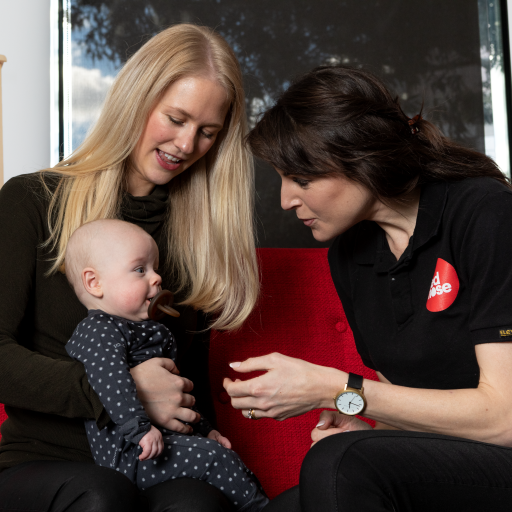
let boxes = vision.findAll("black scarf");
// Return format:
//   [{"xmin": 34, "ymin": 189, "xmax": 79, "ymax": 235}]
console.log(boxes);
[{"xmin": 121, "ymin": 185, "xmax": 169, "ymax": 236}]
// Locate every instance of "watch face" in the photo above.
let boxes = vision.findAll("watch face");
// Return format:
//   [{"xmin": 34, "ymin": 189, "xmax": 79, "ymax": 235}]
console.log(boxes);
[{"xmin": 336, "ymin": 391, "xmax": 365, "ymax": 415}]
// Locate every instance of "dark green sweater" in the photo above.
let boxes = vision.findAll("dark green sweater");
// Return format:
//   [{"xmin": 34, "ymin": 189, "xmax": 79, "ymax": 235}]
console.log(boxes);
[{"xmin": 0, "ymin": 173, "xmax": 214, "ymax": 472}]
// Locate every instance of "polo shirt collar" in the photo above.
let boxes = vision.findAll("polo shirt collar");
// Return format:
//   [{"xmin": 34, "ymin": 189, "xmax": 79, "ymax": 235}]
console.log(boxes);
[
  {"xmin": 411, "ymin": 181, "xmax": 448, "ymax": 253},
  {"xmin": 353, "ymin": 182, "xmax": 449, "ymax": 270}
]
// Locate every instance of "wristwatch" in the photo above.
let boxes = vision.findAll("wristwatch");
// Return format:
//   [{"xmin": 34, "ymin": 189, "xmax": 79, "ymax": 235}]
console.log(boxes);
[{"xmin": 334, "ymin": 373, "xmax": 367, "ymax": 416}]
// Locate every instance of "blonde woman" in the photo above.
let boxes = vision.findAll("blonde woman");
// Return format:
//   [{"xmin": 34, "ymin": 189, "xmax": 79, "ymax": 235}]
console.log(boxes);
[{"xmin": 0, "ymin": 24, "xmax": 258, "ymax": 511}]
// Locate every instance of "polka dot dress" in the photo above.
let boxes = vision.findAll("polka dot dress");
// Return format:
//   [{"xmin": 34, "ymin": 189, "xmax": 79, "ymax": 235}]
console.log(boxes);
[{"xmin": 66, "ymin": 310, "xmax": 269, "ymax": 511}]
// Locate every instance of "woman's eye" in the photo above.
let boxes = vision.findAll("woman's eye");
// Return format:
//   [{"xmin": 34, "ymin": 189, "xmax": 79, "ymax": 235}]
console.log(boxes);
[
  {"xmin": 292, "ymin": 177, "xmax": 311, "ymax": 188},
  {"xmin": 168, "ymin": 116, "xmax": 183, "ymax": 126},
  {"xmin": 200, "ymin": 129, "xmax": 214, "ymax": 140}
]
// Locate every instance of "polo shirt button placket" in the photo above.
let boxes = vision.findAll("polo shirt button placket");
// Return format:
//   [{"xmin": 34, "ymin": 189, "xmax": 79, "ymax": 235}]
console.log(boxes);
[{"xmin": 389, "ymin": 271, "xmax": 414, "ymax": 327}]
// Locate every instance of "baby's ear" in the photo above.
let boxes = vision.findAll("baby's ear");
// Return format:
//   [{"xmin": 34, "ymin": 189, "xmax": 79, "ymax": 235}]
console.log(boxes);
[{"xmin": 82, "ymin": 268, "xmax": 103, "ymax": 298}]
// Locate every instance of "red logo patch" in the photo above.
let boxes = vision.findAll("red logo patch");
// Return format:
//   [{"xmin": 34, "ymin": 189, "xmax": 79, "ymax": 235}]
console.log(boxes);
[{"xmin": 426, "ymin": 258, "xmax": 459, "ymax": 312}]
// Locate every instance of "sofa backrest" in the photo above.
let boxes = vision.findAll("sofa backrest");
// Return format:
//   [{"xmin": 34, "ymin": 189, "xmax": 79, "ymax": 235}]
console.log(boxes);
[{"xmin": 209, "ymin": 248, "xmax": 376, "ymax": 499}]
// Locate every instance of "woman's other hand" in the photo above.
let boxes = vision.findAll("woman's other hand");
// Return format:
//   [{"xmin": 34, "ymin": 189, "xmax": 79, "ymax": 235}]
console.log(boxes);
[
  {"xmin": 130, "ymin": 358, "xmax": 200, "ymax": 434},
  {"xmin": 223, "ymin": 352, "xmax": 342, "ymax": 421},
  {"xmin": 311, "ymin": 410, "xmax": 372, "ymax": 447},
  {"xmin": 207, "ymin": 429, "xmax": 232, "ymax": 449}
]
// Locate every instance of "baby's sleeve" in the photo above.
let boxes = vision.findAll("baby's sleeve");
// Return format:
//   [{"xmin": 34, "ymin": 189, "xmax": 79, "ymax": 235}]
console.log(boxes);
[{"xmin": 66, "ymin": 314, "xmax": 151, "ymax": 444}]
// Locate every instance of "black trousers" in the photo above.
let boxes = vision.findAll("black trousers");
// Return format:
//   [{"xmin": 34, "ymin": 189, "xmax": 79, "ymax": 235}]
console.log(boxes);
[
  {"xmin": 263, "ymin": 430, "xmax": 512, "ymax": 512},
  {"xmin": 0, "ymin": 461, "xmax": 236, "ymax": 512}
]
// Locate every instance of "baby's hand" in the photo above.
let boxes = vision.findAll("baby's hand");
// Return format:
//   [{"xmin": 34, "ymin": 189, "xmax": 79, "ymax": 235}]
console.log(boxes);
[
  {"xmin": 207, "ymin": 429, "xmax": 232, "ymax": 449},
  {"xmin": 139, "ymin": 425, "xmax": 163, "ymax": 460}
]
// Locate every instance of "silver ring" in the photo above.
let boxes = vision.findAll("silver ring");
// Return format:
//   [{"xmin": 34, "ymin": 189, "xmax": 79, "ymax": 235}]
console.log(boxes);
[{"xmin": 247, "ymin": 408, "xmax": 257, "ymax": 420}]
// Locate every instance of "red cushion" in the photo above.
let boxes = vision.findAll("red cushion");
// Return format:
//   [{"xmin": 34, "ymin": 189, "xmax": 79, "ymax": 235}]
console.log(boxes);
[
  {"xmin": 0, "ymin": 404, "xmax": 6, "ymax": 440},
  {"xmin": 210, "ymin": 248, "xmax": 377, "ymax": 499}
]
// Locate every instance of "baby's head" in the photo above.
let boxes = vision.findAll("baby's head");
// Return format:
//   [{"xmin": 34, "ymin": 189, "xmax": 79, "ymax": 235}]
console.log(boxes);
[{"xmin": 65, "ymin": 219, "xmax": 162, "ymax": 321}]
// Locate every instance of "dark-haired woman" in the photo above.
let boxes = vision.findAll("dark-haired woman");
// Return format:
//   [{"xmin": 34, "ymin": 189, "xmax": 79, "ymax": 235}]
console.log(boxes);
[{"xmin": 224, "ymin": 65, "xmax": 512, "ymax": 511}]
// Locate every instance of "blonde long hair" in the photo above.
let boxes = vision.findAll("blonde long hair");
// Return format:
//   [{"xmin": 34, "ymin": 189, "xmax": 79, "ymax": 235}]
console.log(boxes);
[{"xmin": 41, "ymin": 24, "xmax": 259, "ymax": 331}]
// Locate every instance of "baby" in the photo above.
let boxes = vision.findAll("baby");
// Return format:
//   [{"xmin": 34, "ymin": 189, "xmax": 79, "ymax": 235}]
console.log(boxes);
[{"xmin": 64, "ymin": 219, "xmax": 268, "ymax": 511}]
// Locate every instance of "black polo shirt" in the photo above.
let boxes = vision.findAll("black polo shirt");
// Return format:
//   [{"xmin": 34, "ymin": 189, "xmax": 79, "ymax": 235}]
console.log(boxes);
[{"xmin": 328, "ymin": 177, "xmax": 512, "ymax": 390}]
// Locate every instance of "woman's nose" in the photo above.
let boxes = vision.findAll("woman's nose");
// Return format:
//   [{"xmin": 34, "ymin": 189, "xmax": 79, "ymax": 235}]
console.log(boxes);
[
  {"xmin": 175, "ymin": 127, "xmax": 196, "ymax": 155},
  {"xmin": 281, "ymin": 180, "xmax": 301, "ymax": 211}
]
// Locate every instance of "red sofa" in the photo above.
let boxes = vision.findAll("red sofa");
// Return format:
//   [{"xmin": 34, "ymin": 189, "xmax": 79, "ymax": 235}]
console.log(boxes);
[
  {"xmin": 0, "ymin": 248, "xmax": 376, "ymax": 500},
  {"xmin": 209, "ymin": 248, "xmax": 377, "ymax": 499},
  {"xmin": 0, "ymin": 407, "xmax": 5, "ymax": 435}
]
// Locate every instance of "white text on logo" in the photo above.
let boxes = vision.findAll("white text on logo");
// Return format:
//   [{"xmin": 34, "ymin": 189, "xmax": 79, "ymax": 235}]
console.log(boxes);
[{"xmin": 428, "ymin": 272, "xmax": 452, "ymax": 299}]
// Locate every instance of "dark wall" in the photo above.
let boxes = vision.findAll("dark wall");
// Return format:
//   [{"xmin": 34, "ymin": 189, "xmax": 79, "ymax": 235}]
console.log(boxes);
[{"xmin": 71, "ymin": 0, "xmax": 485, "ymax": 248}]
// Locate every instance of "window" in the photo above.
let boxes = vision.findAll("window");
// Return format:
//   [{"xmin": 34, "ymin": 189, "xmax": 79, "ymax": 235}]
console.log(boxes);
[{"xmin": 55, "ymin": 0, "xmax": 512, "ymax": 247}]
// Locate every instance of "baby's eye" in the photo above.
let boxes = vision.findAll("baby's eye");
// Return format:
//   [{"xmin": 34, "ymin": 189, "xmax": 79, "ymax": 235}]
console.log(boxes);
[{"xmin": 134, "ymin": 267, "xmax": 145, "ymax": 274}]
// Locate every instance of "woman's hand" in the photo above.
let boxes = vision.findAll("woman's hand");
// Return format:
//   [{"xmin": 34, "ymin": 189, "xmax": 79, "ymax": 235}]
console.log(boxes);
[
  {"xmin": 311, "ymin": 410, "xmax": 372, "ymax": 447},
  {"xmin": 130, "ymin": 358, "xmax": 200, "ymax": 434},
  {"xmin": 223, "ymin": 353, "xmax": 343, "ymax": 421}
]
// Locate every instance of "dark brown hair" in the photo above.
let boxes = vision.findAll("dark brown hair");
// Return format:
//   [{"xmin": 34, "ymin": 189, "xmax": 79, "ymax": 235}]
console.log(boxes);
[{"xmin": 247, "ymin": 65, "xmax": 510, "ymax": 200}]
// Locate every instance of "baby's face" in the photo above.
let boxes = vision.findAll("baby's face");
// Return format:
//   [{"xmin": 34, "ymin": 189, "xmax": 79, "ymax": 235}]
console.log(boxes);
[{"xmin": 97, "ymin": 232, "xmax": 162, "ymax": 321}]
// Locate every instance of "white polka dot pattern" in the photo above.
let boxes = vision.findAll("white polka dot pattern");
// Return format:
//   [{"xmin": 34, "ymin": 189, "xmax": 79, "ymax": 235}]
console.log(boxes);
[{"xmin": 65, "ymin": 309, "xmax": 268, "ymax": 511}]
